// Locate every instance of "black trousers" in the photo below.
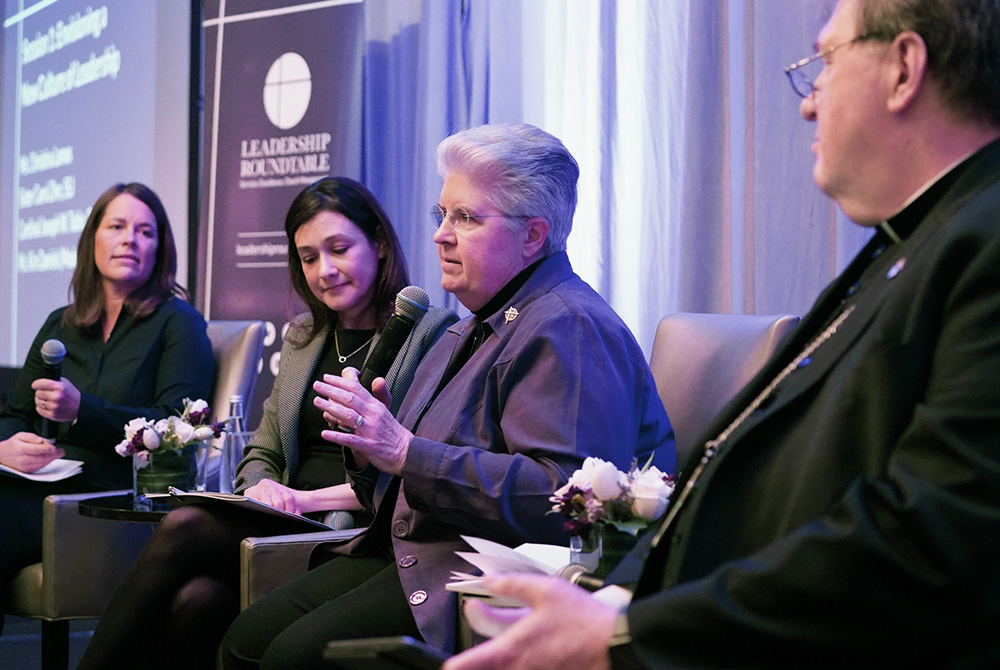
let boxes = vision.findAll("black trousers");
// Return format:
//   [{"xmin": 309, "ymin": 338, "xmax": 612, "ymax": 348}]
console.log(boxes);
[
  {"xmin": 77, "ymin": 503, "xmax": 322, "ymax": 670},
  {"xmin": 220, "ymin": 552, "xmax": 421, "ymax": 670}
]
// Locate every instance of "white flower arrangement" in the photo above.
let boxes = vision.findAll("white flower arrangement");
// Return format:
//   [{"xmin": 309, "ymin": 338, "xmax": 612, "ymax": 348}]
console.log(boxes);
[
  {"xmin": 550, "ymin": 456, "xmax": 675, "ymax": 540},
  {"xmin": 114, "ymin": 398, "xmax": 224, "ymax": 466}
]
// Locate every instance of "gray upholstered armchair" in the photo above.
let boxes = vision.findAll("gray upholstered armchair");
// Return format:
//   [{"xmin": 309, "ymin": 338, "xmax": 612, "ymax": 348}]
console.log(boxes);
[
  {"xmin": 450, "ymin": 312, "xmax": 800, "ymax": 650},
  {"xmin": 648, "ymin": 312, "xmax": 799, "ymax": 468},
  {"xmin": 200, "ymin": 320, "xmax": 268, "ymax": 491},
  {"xmin": 4, "ymin": 319, "xmax": 265, "ymax": 670},
  {"xmin": 238, "ymin": 526, "xmax": 363, "ymax": 610}
]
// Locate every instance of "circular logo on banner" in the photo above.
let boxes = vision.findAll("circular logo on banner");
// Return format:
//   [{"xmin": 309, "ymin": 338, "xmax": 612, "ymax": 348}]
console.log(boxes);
[{"xmin": 263, "ymin": 53, "xmax": 312, "ymax": 129}]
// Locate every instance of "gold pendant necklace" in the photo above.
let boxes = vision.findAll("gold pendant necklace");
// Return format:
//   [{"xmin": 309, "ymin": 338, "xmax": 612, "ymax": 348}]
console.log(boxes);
[{"xmin": 335, "ymin": 330, "xmax": 374, "ymax": 364}]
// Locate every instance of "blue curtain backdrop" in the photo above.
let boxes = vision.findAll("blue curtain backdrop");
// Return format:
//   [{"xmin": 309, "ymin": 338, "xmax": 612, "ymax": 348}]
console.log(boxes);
[
  {"xmin": 355, "ymin": 0, "xmax": 869, "ymax": 356},
  {"xmin": 196, "ymin": 0, "xmax": 867, "ymax": 364}
]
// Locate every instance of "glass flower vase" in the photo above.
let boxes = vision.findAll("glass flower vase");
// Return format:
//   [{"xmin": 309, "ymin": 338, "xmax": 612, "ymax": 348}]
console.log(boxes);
[
  {"xmin": 569, "ymin": 530, "xmax": 602, "ymax": 574},
  {"xmin": 133, "ymin": 444, "xmax": 198, "ymax": 508},
  {"xmin": 569, "ymin": 524, "xmax": 639, "ymax": 579}
]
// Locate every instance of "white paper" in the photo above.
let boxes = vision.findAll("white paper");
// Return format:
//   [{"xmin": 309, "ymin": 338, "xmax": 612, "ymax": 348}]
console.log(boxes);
[
  {"xmin": 452, "ymin": 536, "xmax": 634, "ymax": 637},
  {"xmin": 447, "ymin": 536, "xmax": 571, "ymax": 604},
  {"xmin": 459, "ymin": 536, "xmax": 567, "ymax": 575},
  {"xmin": 0, "ymin": 458, "xmax": 83, "ymax": 482}
]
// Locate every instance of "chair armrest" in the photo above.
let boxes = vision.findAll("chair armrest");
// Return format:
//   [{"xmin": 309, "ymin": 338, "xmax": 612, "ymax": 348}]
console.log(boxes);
[
  {"xmin": 239, "ymin": 528, "xmax": 363, "ymax": 610},
  {"xmin": 10, "ymin": 490, "xmax": 157, "ymax": 619}
]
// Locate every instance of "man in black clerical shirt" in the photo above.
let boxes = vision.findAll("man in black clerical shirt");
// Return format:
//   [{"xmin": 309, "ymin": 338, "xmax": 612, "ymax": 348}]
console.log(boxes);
[{"xmin": 444, "ymin": 0, "xmax": 1000, "ymax": 667}]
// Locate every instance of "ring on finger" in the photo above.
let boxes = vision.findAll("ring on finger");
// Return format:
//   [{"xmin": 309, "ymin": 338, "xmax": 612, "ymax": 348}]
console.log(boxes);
[{"xmin": 354, "ymin": 413, "xmax": 364, "ymax": 429}]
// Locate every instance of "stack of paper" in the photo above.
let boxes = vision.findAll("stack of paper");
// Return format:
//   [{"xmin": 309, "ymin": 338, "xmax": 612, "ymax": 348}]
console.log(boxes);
[
  {"xmin": 0, "ymin": 458, "xmax": 83, "ymax": 482},
  {"xmin": 447, "ymin": 536, "xmax": 570, "ymax": 604},
  {"xmin": 450, "ymin": 535, "xmax": 634, "ymax": 609}
]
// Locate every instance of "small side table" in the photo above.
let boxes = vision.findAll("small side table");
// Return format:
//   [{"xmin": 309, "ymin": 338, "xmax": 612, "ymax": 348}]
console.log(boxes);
[{"xmin": 78, "ymin": 493, "xmax": 170, "ymax": 522}]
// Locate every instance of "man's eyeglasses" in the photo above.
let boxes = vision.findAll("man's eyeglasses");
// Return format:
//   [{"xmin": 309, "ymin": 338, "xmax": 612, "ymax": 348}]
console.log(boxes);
[
  {"xmin": 784, "ymin": 33, "xmax": 875, "ymax": 98},
  {"xmin": 430, "ymin": 205, "xmax": 530, "ymax": 232}
]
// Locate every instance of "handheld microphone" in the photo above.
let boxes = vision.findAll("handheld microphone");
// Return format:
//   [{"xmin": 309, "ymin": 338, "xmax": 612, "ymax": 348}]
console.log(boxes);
[
  {"xmin": 555, "ymin": 563, "xmax": 606, "ymax": 592},
  {"xmin": 358, "ymin": 286, "xmax": 429, "ymax": 391},
  {"xmin": 323, "ymin": 510, "xmax": 357, "ymax": 531},
  {"xmin": 38, "ymin": 339, "xmax": 66, "ymax": 439}
]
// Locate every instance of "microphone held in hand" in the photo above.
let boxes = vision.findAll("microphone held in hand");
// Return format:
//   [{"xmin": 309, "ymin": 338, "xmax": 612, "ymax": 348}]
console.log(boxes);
[
  {"xmin": 324, "ymin": 510, "xmax": 356, "ymax": 531},
  {"xmin": 38, "ymin": 339, "xmax": 66, "ymax": 440},
  {"xmin": 41, "ymin": 338, "xmax": 66, "ymax": 380},
  {"xmin": 555, "ymin": 562, "xmax": 606, "ymax": 592},
  {"xmin": 358, "ymin": 286, "xmax": 430, "ymax": 391}
]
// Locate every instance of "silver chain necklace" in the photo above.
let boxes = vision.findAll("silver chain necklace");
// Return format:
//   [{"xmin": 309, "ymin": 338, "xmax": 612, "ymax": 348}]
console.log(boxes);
[{"xmin": 334, "ymin": 330, "xmax": 374, "ymax": 364}]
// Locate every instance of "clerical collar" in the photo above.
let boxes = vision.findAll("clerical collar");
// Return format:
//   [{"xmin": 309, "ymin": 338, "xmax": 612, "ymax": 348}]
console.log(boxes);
[
  {"xmin": 473, "ymin": 257, "xmax": 546, "ymax": 320},
  {"xmin": 879, "ymin": 145, "xmax": 982, "ymax": 243}
]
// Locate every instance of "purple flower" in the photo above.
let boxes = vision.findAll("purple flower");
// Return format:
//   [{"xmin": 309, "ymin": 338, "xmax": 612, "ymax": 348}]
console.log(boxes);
[
  {"xmin": 116, "ymin": 398, "xmax": 219, "ymax": 459},
  {"xmin": 563, "ymin": 517, "xmax": 594, "ymax": 541},
  {"xmin": 130, "ymin": 429, "xmax": 146, "ymax": 451}
]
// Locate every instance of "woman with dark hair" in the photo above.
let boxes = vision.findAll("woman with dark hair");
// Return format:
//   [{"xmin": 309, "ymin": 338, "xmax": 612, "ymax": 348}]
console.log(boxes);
[
  {"xmin": 77, "ymin": 177, "xmax": 457, "ymax": 670},
  {"xmin": 0, "ymin": 182, "xmax": 214, "ymax": 632},
  {"xmin": 67, "ymin": 182, "xmax": 187, "ymax": 328}
]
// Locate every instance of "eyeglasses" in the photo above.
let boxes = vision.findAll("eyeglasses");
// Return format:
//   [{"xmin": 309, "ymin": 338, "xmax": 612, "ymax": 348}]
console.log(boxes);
[
  {"xmin": 430, "ymin": 205, "xmax": 530, "ymax": 232},
  {"xmin": 784, "ymin": 33, "xmax": 874, "ymax": 98}
]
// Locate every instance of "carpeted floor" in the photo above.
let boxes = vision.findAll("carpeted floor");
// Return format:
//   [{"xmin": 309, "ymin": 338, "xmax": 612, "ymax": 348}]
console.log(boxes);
[{"xmin": 0, "ymin": 615, "xmax": 94, "ymax": 669}]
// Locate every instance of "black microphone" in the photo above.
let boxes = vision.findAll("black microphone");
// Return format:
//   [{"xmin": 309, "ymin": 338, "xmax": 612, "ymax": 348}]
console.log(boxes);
[
  {"xmin": 358, "ymin": 286, "xmax": 429, "ymax": 391},
  {"xmin": 38, "ymin": 338, "xmax": 66, "ymax": 440},
  {"xmin": 555, "ymin": 563, "xmax": 606, "ymax": 592}
]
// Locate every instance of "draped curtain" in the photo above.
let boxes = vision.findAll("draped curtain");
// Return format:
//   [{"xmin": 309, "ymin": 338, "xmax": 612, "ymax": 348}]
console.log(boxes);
[{"xmin": 360, "ymin": 0, "xmax": 871, "ymax": 355}]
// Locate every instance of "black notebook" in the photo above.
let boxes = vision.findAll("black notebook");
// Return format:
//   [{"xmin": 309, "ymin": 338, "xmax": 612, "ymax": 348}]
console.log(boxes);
[{"xmin": 146, "ymin": 489, "xmax": 334, "ymax": 532}]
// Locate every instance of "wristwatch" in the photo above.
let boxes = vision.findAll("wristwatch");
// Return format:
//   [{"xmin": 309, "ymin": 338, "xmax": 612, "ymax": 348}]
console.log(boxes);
[{"xmin": 610, "ymin": 610, "xmax": 631, "ymax": 646}]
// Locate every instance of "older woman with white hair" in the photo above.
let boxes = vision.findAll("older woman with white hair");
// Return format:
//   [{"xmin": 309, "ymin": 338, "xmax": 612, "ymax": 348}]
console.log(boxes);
[{"xmin": 220, "ymin": 123, "xmax": 675, "ymax": 669}]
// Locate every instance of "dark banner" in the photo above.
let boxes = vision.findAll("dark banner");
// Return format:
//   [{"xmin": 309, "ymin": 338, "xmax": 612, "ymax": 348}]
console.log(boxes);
[{"xmin": 199, "ymin": 0, "xmax": 364, "ymax": 423}]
